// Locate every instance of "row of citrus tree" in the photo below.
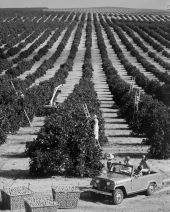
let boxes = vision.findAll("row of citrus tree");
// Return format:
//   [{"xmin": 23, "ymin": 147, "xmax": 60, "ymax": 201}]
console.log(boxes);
[
  {"xmin": 13, "ymin": 14, "xmax": 79, "ymax": 89},
  {"xmin": 0, "ymin": 12, "xmax": 72, "ymax": 73},
  {"xmin": 0, "ymin": 13, "xmax": 80, "ymax": 144},
  {"xmin": 26, "ymin": 13, "xmax": 107, "ymax": 177},
  {"xmin": 94, "ymin": 13, "xmax": 169, "ymax": 159},
  {"xmin": 126, "ymin": 22, "xmax": 170, "ymax": 58},
  {"xmin": 105, "ymin": 17, "xmax": 170, "ymax": 83},
  {"xmin": 114, "ymin": 21, "xmax": 170, "ymax": 70},
  {"xmin": 110, "ymin": 17, "xmax": 170, "ymax": 58},
  {"xmin": 99, "ymin": 15, "xmax": 170, "ymax": 106},
  {"xmin": 111, "ymin": 14, "xmax": 168, "ymax": 23},
  {"xmin": 4, "ymin": 14, "xmax": 72, "ymax": 78},
  {"xmin": 0, "ymin": 16, "xmax": 51, "ymax": 73},
  {"xmin": 0, "ymin": 10, "xmax": 66, "ymax": 48}
]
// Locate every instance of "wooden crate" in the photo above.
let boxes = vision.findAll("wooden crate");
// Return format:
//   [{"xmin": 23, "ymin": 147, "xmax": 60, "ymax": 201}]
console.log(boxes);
[
  {"xmin": 24, "ymin": 197, "xmax": 58, "ymax": 212},
  {"xmin": 1, "ymin": 186, "xmax": 33, "ymax": 210},
  {"xmin": 52, "ymin": 185, "xmax": 81, "ymax": 209}
]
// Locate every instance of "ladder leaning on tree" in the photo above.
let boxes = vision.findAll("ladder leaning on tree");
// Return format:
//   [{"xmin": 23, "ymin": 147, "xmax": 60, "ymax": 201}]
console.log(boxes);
[{"xmin": 44, "ymin": 84, "xmax": 63, "ymax": 108}]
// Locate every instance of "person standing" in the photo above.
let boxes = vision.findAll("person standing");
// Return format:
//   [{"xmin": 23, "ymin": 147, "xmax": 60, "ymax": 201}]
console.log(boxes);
[
  {"xmin": 93, "ymin": 114, "xmax": 101, "ymax": 149},
  {"xmin": 94, "ymin": 115, "xmax": 99, "ymax": 141},
  {"xmin": 17, "ymin": 91, "xmax": 25, "ymax": 108}
]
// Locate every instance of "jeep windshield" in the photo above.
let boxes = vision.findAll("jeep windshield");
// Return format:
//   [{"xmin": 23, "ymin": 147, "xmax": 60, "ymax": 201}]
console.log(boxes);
[{"xmin": 108, "ymin": 163, "xmax": 133, "ymax": 176}]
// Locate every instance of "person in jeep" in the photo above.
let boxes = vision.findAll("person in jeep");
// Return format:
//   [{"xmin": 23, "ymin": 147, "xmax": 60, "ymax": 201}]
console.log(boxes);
[
  {"xmin": 121, "ymin": 156, "xmax": 132, "ymax": 174},
  {"xmin": 139, "ymin": 155, "xmax": 151, "ymax": 174},
  {"xmin": 107, "ymin": 154, "xmax": 115, "ymax": 171},
  {"xmin": 124, "ymin": 156, "xmax": 132, "ymax": 166},
  {"xmin": 133, "ymin": 165, "xmax": 143, "ymax": 177}
]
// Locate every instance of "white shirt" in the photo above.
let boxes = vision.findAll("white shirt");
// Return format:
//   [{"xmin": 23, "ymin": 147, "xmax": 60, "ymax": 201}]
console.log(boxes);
[{"xmin": 94, "ymin": 118, "xmax": 99, "ymax": 140}]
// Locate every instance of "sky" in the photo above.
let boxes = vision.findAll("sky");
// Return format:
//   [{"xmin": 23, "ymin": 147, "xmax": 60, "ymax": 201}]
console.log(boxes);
[{"xmin": 0, "ymin": 0, "xmax": 169, "ymax": 10}]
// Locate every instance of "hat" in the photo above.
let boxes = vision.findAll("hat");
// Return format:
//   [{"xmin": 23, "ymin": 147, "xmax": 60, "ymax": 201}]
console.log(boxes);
[
  {"xmin": 142, "ymin": 155, "xmax": 146, "ymax": 160},
  {"xmin": 125, "ymin": 156, "xmax": 130, "ymax": 161},
  {"xmin": 107, "ymin": 154, "xmax": 114, "ymax": 160}
]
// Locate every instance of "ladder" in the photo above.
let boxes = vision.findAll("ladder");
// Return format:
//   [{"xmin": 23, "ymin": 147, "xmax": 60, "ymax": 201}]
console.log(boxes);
[
  {"xmin": 134, "ymin": 88, "xmax": 141, "ymax": 112},
  {"xmin": 82, "ymin": 103, "xmax": 91, "ymax": 119},
  {"xmin": 129, "ymin": 77, "xmax": 135, "ymax": 94},
  {"xmin": 50, "ymin": 84, "xmax": 63, "ymax": 106}
]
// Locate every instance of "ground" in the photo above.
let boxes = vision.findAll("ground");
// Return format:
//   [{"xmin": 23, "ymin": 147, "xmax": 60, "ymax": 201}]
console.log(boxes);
[
  {"xmin": 0, "ymin": 108, "xmax": 170, "ymax": 212},
  {"xmin": 0, "ymin": 182, "xmax": 170, "ymax": 211},
  {"xmin": 76, "ymin": 188, "xmax": 170, "ymax": 212},
  {"xmin": 0, "ymin": 128, "xmax": 170, "ymax": 212}
]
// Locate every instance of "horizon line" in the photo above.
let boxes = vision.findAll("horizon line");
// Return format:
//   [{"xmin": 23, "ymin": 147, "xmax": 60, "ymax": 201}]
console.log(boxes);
[{"xmin": 0, "ymin": 6, "xmax": 169, "ymax": 11}]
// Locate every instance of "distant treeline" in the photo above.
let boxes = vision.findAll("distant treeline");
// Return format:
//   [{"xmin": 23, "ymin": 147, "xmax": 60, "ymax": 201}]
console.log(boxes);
[{"xmin": 0, "ymin": 8, "xmax": 48, "ymax": 11}]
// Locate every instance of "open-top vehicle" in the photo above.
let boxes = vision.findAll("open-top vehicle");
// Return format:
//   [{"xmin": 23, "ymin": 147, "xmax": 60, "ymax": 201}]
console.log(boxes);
[{"xmin": 89, "ymin": 163, "xmax": 163, "ymax": 205}]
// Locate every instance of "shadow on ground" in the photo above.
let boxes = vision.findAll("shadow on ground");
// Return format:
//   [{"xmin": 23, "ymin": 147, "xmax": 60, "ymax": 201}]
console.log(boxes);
[
  {"xmin": 0, "ymin": 201, "xmax": 6, "ymax": 211},
  {"xmin": 80, "ymin": 190, "xmax": 113, "ymax": 205},
  {"xmin": 114, "ymin": 152, "xmax": 147, "ymax": 158},
  {"xmin": 0, "ymin": 152, "xmax": 27, "ymax": 158},
  {"xmin": 0, "ymin": 169, "xmax": 30, "ymax": 179},
  {"xmin": 80, "ymin": 190, "xmax": 146, "ymax": 205},
  {"xmin": 113, "ymin": 143, "xmax": 146, "ymax": 146},
  {"xmin": 107, "ymin": 134, "xmax": 144, "ymax": 138}
]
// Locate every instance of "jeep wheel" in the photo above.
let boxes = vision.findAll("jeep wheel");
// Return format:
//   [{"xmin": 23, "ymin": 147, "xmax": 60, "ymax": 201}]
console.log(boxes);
[
  {"xmin": 113, "ymin": 189, "xmax": 124, "ymax": 205},
  {"xmin": 146, "ymin": 183, "xmax": 156, "ymax": 196}
]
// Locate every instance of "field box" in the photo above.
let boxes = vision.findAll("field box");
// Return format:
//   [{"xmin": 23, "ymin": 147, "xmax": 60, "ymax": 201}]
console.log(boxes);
[
  {"xmin": 24, "ymin": 197, "xmax": 58, "ymax": 212},
  {"xmin": 52, "ymin": 185, "xmax": 81, "ymax": 209},
  {"xmin": 1, "ymin": 186, "xmax": 33, "ymax": 210}
]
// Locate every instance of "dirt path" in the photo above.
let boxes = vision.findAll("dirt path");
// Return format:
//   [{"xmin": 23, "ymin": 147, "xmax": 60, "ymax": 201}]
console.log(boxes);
[
  {"xmin": 100, "ymin": 23, "xmax": 144, "ymax": 93},
  {"xmin": 0, "ymin": 117, "xmax": 45, "ymax": 188},
  {"xmin": 25, "ymin": 30, "xmax": 55, "ymax": 61},
  {"xmin": 29, "ymin": 25, "xmax": 77, "ymax": 88},
  {"xmin": 91, "ymin": 20, "xmax": 148, "ymax": 156},
  {"xmin": 68, "ymin": 188, "xmax": 170, "ymax": 212},
  {"xmin": 18, "ymin": 29, "xmax": 67, "ymax": 80},
  {"xmin": 9, "ymin": 31, "xmax": 46, "ymax": 61},
  {"xmin": 57, "ymin": 22, "xmax": 86, "ymax": 103},
  {"xmin": 110, "ymin": 26, "xmax": 164, "ymax": 81},
  {"xmin": 124, "ymin": 26, "xmax": 168, "ymax": 63}
]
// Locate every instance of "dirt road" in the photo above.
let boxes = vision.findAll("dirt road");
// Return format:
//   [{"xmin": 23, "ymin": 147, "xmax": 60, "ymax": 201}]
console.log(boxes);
[
  {"xmin": 0, "ymin": 118, "xmax": 170, "ymax": 212},
  {"xmin": 74, "ymin": 188, "xmax": 170, "ymax": 212},
  {"xmin": 0, "ymin": 186, "xmax": 170, "ymax": 211}
]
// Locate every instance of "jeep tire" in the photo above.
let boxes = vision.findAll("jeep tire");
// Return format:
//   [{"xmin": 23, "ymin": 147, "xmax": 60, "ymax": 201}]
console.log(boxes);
[
  {"xmin": 146, "ymin": 183, "xmax": 156, "ymax": 196},
  {"xmin": 113, "ymin": 189, "xmax": 124, "ymax": 205}
]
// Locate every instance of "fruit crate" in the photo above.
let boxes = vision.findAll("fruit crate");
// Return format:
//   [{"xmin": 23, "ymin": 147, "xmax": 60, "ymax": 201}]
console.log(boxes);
[
  {"xmin": 24, "ymin": 197, "xmax": 58, "ymax": 212},
  {"xmin": 52, "ymin": 185, "xmax": 81, "ymax": 209},
  {"xmin": 1, "ymin": 186, "xmax": 33, "ymax": 210}
]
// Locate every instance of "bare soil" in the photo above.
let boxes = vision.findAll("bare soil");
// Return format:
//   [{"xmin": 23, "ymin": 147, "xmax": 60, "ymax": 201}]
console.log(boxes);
[{"xmin": 0, "ymin": 116, "xmax": 170, "ymax": 212}]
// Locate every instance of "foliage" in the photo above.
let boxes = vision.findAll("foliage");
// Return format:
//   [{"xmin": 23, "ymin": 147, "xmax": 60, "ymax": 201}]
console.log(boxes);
[
  {"xmin": 94, "ymin": 13, "xmax": 169, "ymax": 159},
  {"xmin": 26, "ymin": 33, "xmax": 106, "ymax": 176}
]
